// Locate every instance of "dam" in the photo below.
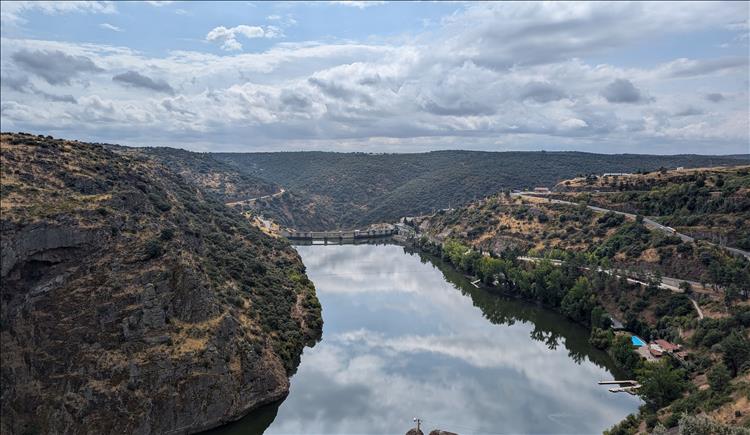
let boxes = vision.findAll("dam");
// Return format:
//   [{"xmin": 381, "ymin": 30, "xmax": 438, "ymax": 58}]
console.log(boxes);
[{"xmin": 281, "ymin": 227, "xmax": 397, "ymax": 241}]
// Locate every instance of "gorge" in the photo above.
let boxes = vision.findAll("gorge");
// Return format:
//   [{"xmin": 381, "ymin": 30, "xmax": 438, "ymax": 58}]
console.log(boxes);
[{"xmin": 2, "ymin": 132, "xmax": 748, "ymax": 434}]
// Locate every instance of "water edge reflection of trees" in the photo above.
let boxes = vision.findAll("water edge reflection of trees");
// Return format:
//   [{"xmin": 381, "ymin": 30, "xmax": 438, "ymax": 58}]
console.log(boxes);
[{"xmin": 404, "ymin": 246, "xmax": 629, "ymax": 374}]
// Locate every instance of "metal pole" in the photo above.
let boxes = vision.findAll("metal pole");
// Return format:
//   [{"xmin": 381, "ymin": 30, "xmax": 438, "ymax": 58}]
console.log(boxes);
[{"xmin": 413, "ymin": 418, "xmax": 422, "ymax": 433}]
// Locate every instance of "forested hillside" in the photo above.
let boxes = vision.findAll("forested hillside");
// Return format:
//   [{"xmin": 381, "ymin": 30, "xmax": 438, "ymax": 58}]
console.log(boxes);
[
  {"xmin": 216, "ymin": 151, "xmax": 748, "ymax": 230},
  {"xmin": 554, "ymin": 166, "xmax": 750, "ymax": 250},
  {"xmin": 417, "ymin": 191, "xmax": 749, "ymax": 292},
  {"xmin": 138, "ymin": 146, "xmax": 279, "ymax": 203}
]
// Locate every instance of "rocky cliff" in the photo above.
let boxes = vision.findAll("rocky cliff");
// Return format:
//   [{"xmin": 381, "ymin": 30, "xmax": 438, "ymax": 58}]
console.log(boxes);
[{"xmin": 0, "ymin": 133, "xmax": 322, "ymax": 434}]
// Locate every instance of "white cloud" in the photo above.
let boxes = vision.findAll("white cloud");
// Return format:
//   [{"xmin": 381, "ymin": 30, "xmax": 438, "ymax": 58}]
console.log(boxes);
[
  {"xmin": 657, "ymin": 56, "xmax": 748, "ymax": 78},
  {"xmin": 267, "ymin": 14, "xmax": 297, "ymax": 27},
  {"xmin": 1, "ymin": 2, "xmax": 748, "ymax": 154},
  {"xmin": 560, "ymin": 118, "xmax": 588, "ymax": 130},
  {"xmin": 328, "ymin": 1, "xmax": 386, "ymax": 9},
  {"xmin": 205, "ymin": 24, "xmax": 284, "ymax": 51},
  {"xmin": 1, "ymin": 1, "xmax": 116, "ymax": 26},
  {"xmin": 99, "ymin": 23, "xmax": 122, "ymax": 32}
]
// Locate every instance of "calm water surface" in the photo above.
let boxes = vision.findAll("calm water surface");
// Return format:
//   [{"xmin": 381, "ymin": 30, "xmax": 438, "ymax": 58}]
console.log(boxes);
[{"xmin": 209, "ymin": 243, "xmax": 640, "ymax": 434}]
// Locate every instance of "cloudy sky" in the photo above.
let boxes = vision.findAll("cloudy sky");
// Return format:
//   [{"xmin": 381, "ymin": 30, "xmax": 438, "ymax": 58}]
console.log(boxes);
[{"xmin": 1, "ymin": 1, "xmax": 748, "ymax": 154}]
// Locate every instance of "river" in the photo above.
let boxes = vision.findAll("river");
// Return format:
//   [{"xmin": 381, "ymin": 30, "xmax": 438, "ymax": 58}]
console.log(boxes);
[{"xmin": 208, "ymin": 243, "xmax": 641, "ymax": 434}]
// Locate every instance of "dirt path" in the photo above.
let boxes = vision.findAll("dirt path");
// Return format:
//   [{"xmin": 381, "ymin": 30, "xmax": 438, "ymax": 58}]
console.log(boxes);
[{"xmin": 690, "ymin": 298, "xmax": 704, "ymax": 320}]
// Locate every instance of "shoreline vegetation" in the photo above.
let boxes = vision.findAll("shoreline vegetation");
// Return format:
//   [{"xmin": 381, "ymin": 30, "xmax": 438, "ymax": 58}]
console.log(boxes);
[{"xmin": 403, "ymin": 233, "xmax": 749, "ymax": 434}]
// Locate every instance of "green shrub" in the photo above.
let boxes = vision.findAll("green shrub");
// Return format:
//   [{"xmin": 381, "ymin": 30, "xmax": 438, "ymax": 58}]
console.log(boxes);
[
  {"xmin": 144, "ymin": 239, "xmax": 162, "ymax": 260},
  {"xmin": 636, "ymin": 359, "xmax": 688, "ymax": 409},
  {"xmin": 707, "ymin": 363, "xmax": 731, "ymax": 392},
  {"xmin": 159, "ymin": 228, "xmax": 175, "ymax": 241}
]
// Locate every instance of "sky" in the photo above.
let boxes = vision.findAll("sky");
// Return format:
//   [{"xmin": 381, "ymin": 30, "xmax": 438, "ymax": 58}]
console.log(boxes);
[{"xmin": 0, "ymin": 1, "xmax": 748, "ymax": 154}]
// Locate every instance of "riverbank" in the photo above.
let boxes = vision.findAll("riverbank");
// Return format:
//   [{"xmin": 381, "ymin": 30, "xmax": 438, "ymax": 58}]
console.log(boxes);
[{"xmin": 396, "ymin": 233, "xmax": 750, "ymax": 432}]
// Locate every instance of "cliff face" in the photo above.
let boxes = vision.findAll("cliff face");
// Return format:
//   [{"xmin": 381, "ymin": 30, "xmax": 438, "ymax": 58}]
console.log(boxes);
[{"xmin": 0, "ymin": 133, "xmax": 322, "ymax": 434}]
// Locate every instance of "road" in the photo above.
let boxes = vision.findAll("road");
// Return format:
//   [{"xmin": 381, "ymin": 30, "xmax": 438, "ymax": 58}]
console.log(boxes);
[
  {"xmin": 225, "ymin": 188, "xmax": 285, "ymax": 207},
  {"xmin": 512, "ymin": 192, "xmax": 749, "ymax": 260}
]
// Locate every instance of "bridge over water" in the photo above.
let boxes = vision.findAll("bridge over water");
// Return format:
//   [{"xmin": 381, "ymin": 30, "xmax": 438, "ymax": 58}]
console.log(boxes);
[{"xmin": 282, "ymin": 228, "xmax": 397, "ymax": 241}]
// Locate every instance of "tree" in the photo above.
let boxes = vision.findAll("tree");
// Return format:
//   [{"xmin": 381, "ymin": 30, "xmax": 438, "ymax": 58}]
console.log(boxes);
[
  {"xmin": 707, "ymin": 363, "xmax": 731, "ymax": 393},
  {"xmin": 636, "ymin": 359, "xmax": 687, "ymax": 409},
  {"xmin": 612, "ymin": 334, "xmax": 641, "ymax": 373},
  {"xmin": 724, "ymin": 286, "xmax": 741, "ymax": 306},
  {"xmin": 591, "ymin": 305, "xmax": 613, "ymax": 329},
  {"xmin": 478, "ymin": 256, "xmax": 506, "ymax": 285},
  {"xmin": 159, "ymin": 227, "xmax": 175, "ymax": 241},
  {"xmin": 589, "ymin": 327, "xmax": 612, "ymax": 350},
  {"xmin": 542, "ymin": 267, "xmax": 566, "ymax": 307},
  {"xmin": 144, "ymin": 239, "xmax": 162, "ymax": 260},
  {"xmin": 443, "ymin": 239, "xmax": 469, "ymax": 267},
  {"xmin": 460, "ymin": 250, "xmax": 482, "ymax": 274},
  {"xmin": 561, "ymin": 277, "xmax": 595, "ymax": 325},
  {"xmin": 648, "ymin": 270, "xmax": 663, "ymax": 290},
  {"xmin": 678, "ymin": 281, "xmax": 693, "ymax": 295},
  {"xmin": 720, "ymin": 330, "xmax": 750, "ymax": 376}
]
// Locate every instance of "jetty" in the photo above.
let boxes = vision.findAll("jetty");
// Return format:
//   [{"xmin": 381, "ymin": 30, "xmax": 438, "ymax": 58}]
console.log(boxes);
[
  {"xmin": 598, "ymin": 380, "xmax": 641, "ymax": 395},
  {"xmin": 607, "ymin": 386, "xmax": 641, "ymax": 394}
]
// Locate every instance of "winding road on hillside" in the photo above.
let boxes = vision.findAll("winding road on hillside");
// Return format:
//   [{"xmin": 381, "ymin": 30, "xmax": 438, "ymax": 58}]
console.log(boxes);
[
  {"xmin": 511, "ymin": 192, "xmax": 750, "ymax": 261},
  {"xmin": 225, "ymin": 188, "xmax": 285, "ymax": 207}
]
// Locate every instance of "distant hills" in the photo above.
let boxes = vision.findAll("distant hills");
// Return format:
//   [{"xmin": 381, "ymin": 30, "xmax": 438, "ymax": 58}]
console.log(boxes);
[
  {"xmin": 18, "ymin": 135, "xmax": 749, "ymax": 231},
  {"xmin": 212, "ymin": 150, "xmax": 749, "ymax": 230}
]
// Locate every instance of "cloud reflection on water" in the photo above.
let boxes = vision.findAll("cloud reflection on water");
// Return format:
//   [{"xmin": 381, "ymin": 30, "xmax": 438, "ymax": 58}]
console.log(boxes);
[{"xmin": 220, "ymin": 244, "xmax": 641, "ymax": 435}]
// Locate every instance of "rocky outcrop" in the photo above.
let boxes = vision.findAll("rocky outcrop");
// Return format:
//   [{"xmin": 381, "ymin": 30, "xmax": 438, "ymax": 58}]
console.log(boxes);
[
  {"xmin": 0, "ymin": 133, "xmax": 322, "ymax": 435},
  {"xmin": 2, "ymin": 255, "xmax": 292, "ymax": 434},
  {"xmin": 0, "ymin": 221, "xmax": 104, "ymax": 278}
]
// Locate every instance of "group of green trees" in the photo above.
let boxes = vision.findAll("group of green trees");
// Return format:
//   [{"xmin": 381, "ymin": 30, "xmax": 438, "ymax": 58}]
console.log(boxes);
[
  {"xmin": 424, "ymin": 238, "xmax": 614, "ymax": 331},
  {"xmin": 607, "ymin": 172, "xmax": 749, "ymax": 217},
  {"xmin": 596, "ymin": 169, "xmax": 750, "ymax": 251}
]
